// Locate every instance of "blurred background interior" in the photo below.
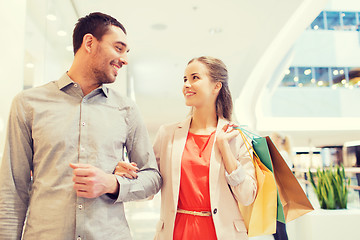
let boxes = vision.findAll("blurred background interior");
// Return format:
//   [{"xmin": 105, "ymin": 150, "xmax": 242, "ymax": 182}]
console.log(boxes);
[{"xmin": 1, "ymin": 0, "xmax": 360, "ymax": 239}]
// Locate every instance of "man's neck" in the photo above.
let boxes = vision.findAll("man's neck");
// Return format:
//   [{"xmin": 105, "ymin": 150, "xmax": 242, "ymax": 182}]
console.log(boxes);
[{"xmin": 67, "ymin": 65, "xmax": 100, "ymax": 96}]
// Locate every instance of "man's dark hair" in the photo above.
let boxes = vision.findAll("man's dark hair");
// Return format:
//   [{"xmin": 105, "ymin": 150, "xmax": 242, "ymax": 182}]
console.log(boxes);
[{"xmin": 72, "ymin": 12, "xmax": 126, "ymax": 54}]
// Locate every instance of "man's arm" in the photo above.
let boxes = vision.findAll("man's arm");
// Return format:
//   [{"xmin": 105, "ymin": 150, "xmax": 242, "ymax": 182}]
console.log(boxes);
[
  {"xmin": 115, "ymin": 103, "xmax": 162, "ymax": 203},
  {"xmin": 0, "ymin": 94, "xmax": 33, "ymax": 239}
]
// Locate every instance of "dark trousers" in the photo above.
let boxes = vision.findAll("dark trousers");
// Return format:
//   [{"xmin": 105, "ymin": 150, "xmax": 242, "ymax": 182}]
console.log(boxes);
[{"xmin": 273, "ymin": 221, "xmax": 288, "ymax": 240}]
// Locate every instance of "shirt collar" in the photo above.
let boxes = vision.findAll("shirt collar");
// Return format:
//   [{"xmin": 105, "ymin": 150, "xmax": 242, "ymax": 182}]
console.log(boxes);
[{"xmin": 56, "ymin": 73, "xmax": 109, "ymax": 98}]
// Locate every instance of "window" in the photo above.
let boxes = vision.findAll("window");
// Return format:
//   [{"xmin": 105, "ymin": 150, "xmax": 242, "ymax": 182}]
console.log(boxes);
[
  {"xmin": 281, "ymin": 67, "xmax": 297, "ymax": 87},
  {"xmin": 315, "ymin": 67, "xmax": 330, "ymax": 87},
  {"xmin": 342, "ymin": 12, "xmax": 357, "ymax": 31},
  {"xmin": 348, "ymin": 67, "xmax": 360, "ymax": 88},
  {"xmin": 331, "ymin": 67, "xmax": 346, "ymax": 88},
  {"xmin": 326, "ymin": 11, "xmax": 341, "ymax": 30},
  {"xmin": 298, "ymin": 67, "xmax": 313, "ymax": 87},
  {"xmin": 311, "ymin": 12, "xmax": 325, "ymax": 30}
]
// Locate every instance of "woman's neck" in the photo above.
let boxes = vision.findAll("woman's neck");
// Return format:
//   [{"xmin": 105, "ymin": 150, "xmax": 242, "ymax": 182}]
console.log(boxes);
[{"xmin": 190, "ymin": 107, "xmax": 218, "ymax": 135}]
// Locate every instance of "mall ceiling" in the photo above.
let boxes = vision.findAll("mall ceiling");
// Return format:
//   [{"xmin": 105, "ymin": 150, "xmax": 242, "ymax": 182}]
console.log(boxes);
[{"xmin": 25, "ymin": 0, "xmax": 359, "ymax": 148}]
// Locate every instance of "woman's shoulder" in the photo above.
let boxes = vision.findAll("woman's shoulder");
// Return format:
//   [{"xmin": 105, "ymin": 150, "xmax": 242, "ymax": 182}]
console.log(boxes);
[{"xmin": 158, "ymin": 118, "xmax": 191, "ymax": 132}]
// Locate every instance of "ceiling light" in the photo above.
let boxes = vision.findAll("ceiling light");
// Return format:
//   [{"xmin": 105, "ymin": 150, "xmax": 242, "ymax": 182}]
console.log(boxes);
[
  {"xmin": 341, "ymin": 79, "xmax": 346, "ymax": 84},
  {"xmin": 46, "ymin": 14, "xmax": 57, "ymax": 21},
  {"xmin": 317, "ymin": 81, "xmax": 324, "ymax": 86},
  {"xmin": 293, "ymin": 77, "xmax": 299, "ymax": 82},
  {"xmin": 313, "ymin": 25, "xmax": 319, "ymax": 30},
  {"xmin": 209, "ymin": 28, "xmax": 222, "ymax": 35},
  {"xmin": 298, "ymin": 83, "xmax": 303, "ymax": 87},
  {"xmin": 304, "ymin": 69, "xmax": 311, "ymax": 75},
  {"xmin": 339, "ymin": 69, "xmax": 344, "ymax": 74},
  {"xmin": 57, "ymin": 30, "xmax": 67, "ymax": 36},
  {"xmin": 311, "ymin": 78, "xmax": 316, "ymax": 83},
  {"xmin": 26, "ymin": 63, "xmax": 34, "ymax": 68},
  {"xmin": 333, "ymin": 70, "xmax": 339, "ymax": 75},
  {"xmin": 151, "ymin": 23, "xmax": 167, "ymax": 31}
]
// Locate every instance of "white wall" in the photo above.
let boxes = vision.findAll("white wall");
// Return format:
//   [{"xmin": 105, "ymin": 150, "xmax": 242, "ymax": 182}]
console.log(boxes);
[
  {"xmin": 293, "ymin": 31, "xmax": 360, "ymax": 67},
  {"xmin": 268, "ymin": 88, "xmax": 360, "ymax": 117},
  {"xmin": 0, "ymin": 1, "xmax": 27, "ymax": 155},
  {"xmin": 235, "ymin": 0, "xmax": 329, "ymax": 129}
]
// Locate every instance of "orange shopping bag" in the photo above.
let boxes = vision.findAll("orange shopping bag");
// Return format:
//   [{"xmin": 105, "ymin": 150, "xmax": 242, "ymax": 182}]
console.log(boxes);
[{"xmin": 237, "ymin": 130, "xmax": 277, "ymax": 237}]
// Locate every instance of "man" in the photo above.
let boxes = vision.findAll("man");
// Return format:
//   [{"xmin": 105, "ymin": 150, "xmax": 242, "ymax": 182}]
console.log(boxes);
[{"xmin": 0, "ymin": 12, "xmax": 162, "ymax": 240}]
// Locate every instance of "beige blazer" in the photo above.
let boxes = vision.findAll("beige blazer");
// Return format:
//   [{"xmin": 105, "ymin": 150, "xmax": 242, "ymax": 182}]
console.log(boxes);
[{"xmin": 153, "ymin": 117, "xmax": 257, "ymax": 240}]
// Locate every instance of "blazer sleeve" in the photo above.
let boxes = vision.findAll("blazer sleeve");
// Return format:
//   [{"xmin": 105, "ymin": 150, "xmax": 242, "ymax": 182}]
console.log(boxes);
[
  {"xmin": 227, "ymin": 135, "xmax": 257, "ymax": 206},
  {"xmin": 153, "ymin": 125, "xmax": 164, "ymax": 171}
]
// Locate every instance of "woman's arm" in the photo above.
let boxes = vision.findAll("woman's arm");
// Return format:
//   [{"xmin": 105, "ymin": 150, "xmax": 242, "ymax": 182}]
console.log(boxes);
[{"xmin": 216, "ymin": 124, "xmax": 257, "ymax": 206}]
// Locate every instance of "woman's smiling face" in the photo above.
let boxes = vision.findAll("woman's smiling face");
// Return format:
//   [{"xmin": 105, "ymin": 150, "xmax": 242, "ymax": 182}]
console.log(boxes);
[{"xmin": 183, "ymin": 60, "xmax": 219, "ymax": 108}]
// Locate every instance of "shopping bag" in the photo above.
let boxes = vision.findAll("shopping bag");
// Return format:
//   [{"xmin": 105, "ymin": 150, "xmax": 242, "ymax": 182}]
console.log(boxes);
[
  {"xmin": 237, "ymin": 130, "xmax": 277, "ymax": 237},
  {"xmin": 253, "ymin": 137, "xmax": 286, "ymax": 224},
  {"xmin": 265, "ymin": 136, "xmax": 314, "ymax": 222}
]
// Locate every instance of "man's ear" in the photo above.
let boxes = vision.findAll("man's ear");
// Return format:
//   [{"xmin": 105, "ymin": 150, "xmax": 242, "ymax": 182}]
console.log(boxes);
[
  {"xmin": 214, "ymin": 82, "xmax": 222, "ymax": 94},
  {"xmin": 83, "ymin": 33, "xmax": 94, "ymax": 53}
]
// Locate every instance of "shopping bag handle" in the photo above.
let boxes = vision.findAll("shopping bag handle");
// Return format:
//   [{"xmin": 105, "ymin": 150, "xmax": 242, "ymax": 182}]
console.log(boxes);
[
  {"xmin": 237, "ymin": 128, "xmax": 261, "ymax": 163},
  {"xmin": 233, "ymin": 126, "xmax": 261, "ymax": 144}
]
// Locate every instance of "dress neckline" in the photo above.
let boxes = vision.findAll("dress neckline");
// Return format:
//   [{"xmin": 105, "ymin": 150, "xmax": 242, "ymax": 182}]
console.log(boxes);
[{"xmin": 188, "ymin": 130, "xmax": 216, "ymax": 137}]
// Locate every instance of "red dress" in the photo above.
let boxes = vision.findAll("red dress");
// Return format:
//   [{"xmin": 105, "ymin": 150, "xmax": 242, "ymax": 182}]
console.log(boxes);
[{"xmin": 173, "ymin": 131, "xmax": 217, "ymax": 240}]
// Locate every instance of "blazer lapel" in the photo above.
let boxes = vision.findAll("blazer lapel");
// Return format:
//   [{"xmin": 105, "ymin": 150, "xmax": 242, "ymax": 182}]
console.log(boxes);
[
  {"xmin": 171, "ymin": 117, "xmax": 191, "ymax": 210},
  {"xmin": 209, "ymin": 118, "xmax": 229, "ymax": 201}
]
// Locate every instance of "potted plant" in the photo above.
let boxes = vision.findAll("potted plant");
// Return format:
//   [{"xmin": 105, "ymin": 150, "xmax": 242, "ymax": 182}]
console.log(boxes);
[
  {"xmin": 286, "ymin": 165, "xmax": 358, "ymax": 240},
  {"xmin": 308, "ymin": 165, "xmax": 350, "ymax": 209}
]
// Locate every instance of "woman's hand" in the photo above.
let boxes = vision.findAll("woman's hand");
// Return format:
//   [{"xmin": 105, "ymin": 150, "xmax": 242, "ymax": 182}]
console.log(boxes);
[
  {"xmin": 216, "ymin": 123, "xmax": 239, "ymax": 146},
  {"xmin": 216, "ymin": 123, "xmax": 239, "ymax": 174},
  {"xmin": 114, "ymin": 161, "xmax": 139, "ymax": 179}
]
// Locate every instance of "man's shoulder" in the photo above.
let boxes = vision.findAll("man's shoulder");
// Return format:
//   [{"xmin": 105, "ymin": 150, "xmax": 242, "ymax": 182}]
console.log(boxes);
[
  {"xmin": 14, "ymin": 81, "xmax": 56, "ymax": 101},
  {"xmin": 106, "ymin": 88, "xmax": 136, "ymax": 108}
]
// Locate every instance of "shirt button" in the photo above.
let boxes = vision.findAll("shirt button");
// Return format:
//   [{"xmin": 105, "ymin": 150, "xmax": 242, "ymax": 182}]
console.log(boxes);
[
  {"xmin": 78, "ymin": 204, "xmax": 83, "ymax": 210},
  {"xmin": 77, "ymin": 237, "xmax": 81, "ymax": 240},
  {"xmin": 213, "ymin": 208, "xmax": 217, "ymax": 214},
  {"xmin": 74, "ymin": 83, "xmax": 78, "ymax": 87},
  {"xmin": 82, "ymin": 122, "xmax": 86, "ymax": 126}
]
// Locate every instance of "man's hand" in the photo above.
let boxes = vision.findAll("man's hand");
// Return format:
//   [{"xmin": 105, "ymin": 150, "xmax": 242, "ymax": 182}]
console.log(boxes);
[
  {"xmin": 69, "ymin": 163, "xmax": 119, "ymax": 198},
  {"xmin": 114, "ymin": 161, "xmax": 139, "ymax": 179}
]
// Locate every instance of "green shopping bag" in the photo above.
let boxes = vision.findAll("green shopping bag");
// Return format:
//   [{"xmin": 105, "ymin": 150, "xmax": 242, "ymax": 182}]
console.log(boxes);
[{"xmin": 253, "ymin": 137, "xmax": 286, "ymax": 224}]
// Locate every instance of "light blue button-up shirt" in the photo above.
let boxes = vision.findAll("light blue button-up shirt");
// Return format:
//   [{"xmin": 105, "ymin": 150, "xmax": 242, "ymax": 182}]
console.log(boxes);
[{"xmin": 0, "ymin": 73, "xmax": 162, "ymax": 239}]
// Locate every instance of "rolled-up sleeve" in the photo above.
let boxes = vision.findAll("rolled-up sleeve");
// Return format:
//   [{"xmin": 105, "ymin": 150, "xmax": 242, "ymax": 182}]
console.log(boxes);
[
  {"xmin": 225, "ymin": 162, "xmax": 247, "ymax": 186},
  {"xmin": 228, "ymin": 136, "xmax": 257, "ymax": 206}
]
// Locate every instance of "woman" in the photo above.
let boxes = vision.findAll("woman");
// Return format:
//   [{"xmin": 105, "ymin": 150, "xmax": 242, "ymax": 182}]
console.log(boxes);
[{"xmin": 116, "ymin": 56, "xmax": 257, "ymax": 239}]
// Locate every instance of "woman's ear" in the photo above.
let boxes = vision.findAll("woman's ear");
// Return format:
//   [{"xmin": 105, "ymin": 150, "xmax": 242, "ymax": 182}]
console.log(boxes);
[
  {"xmin": 214, "ymin": 82, "xmax": 222, "ymax": 94},
  {"xmin": 83, "ymin": 33, "xmax": 94, "ymax": 53}
]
